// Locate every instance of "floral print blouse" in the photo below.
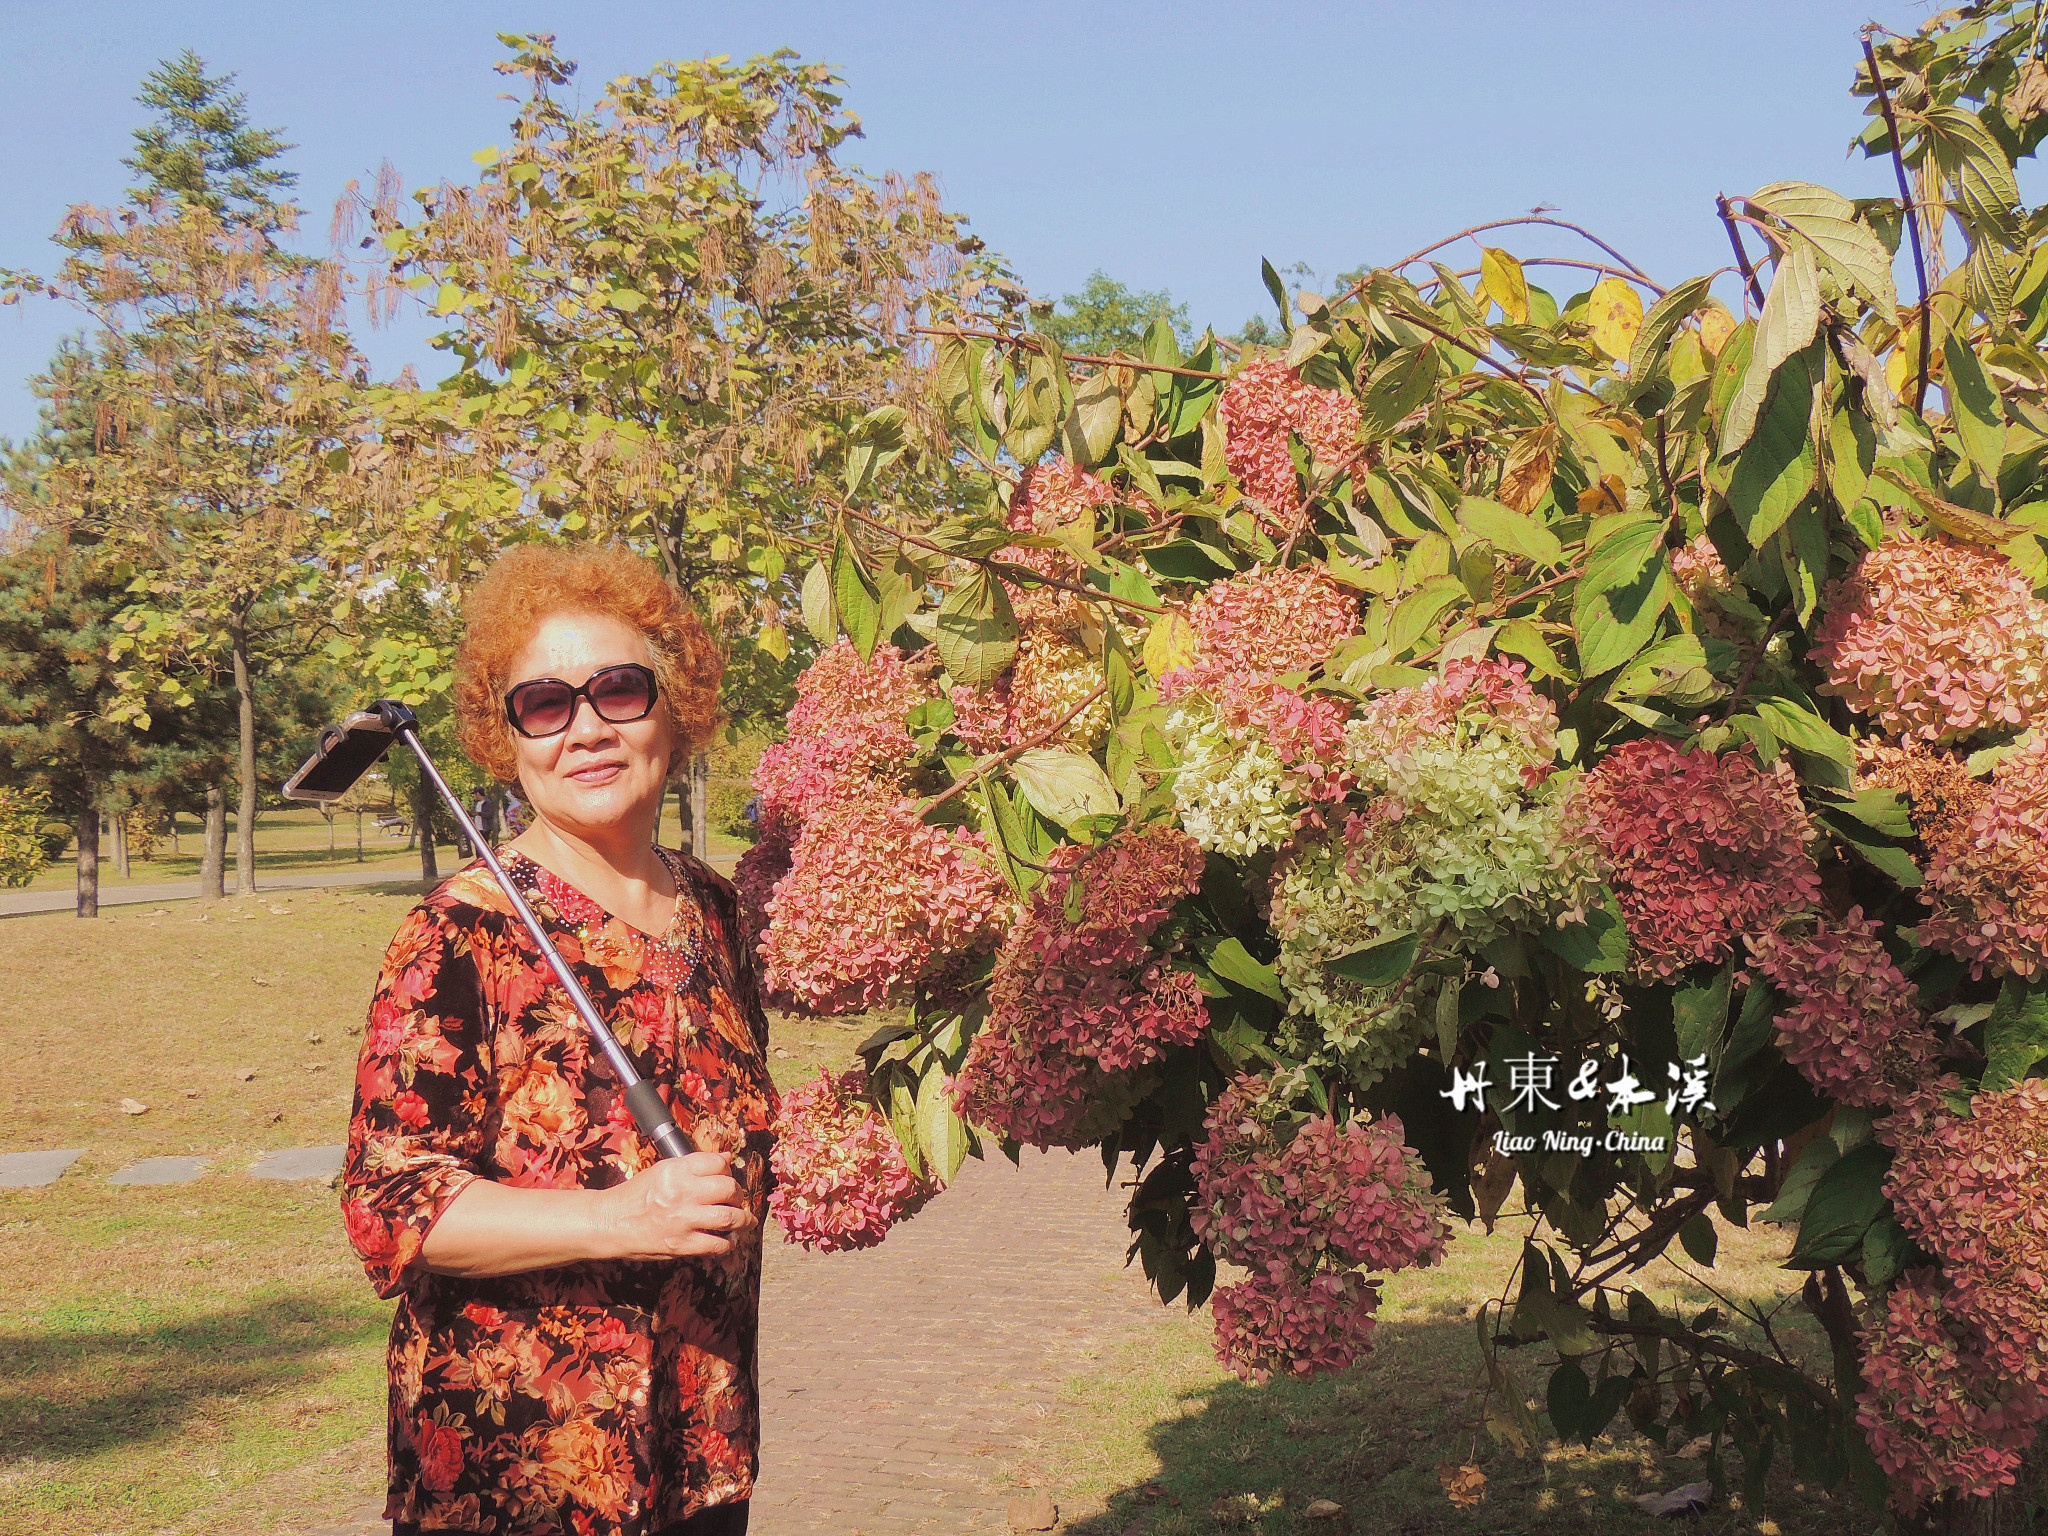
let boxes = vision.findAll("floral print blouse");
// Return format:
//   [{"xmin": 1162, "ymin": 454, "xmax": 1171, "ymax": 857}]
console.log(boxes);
[{"xmin": 341, "ymin": 847, "xmax": 777, "ymax": 1536}]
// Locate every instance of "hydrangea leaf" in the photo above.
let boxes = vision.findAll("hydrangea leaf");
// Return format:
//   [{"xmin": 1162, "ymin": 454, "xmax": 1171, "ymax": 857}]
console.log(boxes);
[
  {"xmin": 1982, "ymin": 976, "xmax": 2048, "ymax": 1092},
  {"xmin": 1010, "ymin": 747, "xmax": 1118, "ymax": 829}
]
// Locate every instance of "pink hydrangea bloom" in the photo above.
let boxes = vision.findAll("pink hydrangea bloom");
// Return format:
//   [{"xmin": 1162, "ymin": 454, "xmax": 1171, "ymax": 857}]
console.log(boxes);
[
  {"xmin": 759, "ymin": 799, "xmax": 1011, "ymax": 1015},
  {"xmin": 1670, "ymin": 534, "xmax": 1750, "ymax": 646},
  {"xmin": 1918, "ymin": 733, "xmax": 2048, "ymax": 980},
  {"xmin": 769, "ymin": 1067, "xmax": 939, "ymax": 1252},
  {"xmin": 1210, "ymin": 1268, "xmax": 1383, "ymax": 1384},
  {"xmin": 1217, "ymin": 361, "xmax": 1361, "ymax": 534},
  {"xmin": 752, "ymin": 716, "xmax": 917, "ymax": 822},
  {"xmin": 1190, "ymin": 1078, "xmax": 1449, "ymax": 1278},
  {"xmin": 955, "ymin": 828, "xmax": 1208, "ymax": 1144},
  {"xmin": 1746, "ymin": 909, "xmax": 1939, "ymax": 1109},
  {"xmin": 732, "ymin": 807, "xmax": 795, "ymax": 956},
  {"xmin": 1855, "ymin": 1269, "xmax": 2046, "ymax": 1513},
  {"xmin": 785, "ymin": 640, "xmax": 933, "ymax": 741},
  {"xmin": 1166, "ymin": 564, "xmax": 1359, "ymax": 689},
  {"xmin": 1569, "ymin": 739, "xmax": 1821, "ymax": 979},
  {"xmin": 999, "ymin": 456, "xmax": 1116, "ymax": 586},
  {"xmin": 1882, "ymin": 1078, "xmax": 2048, "ymax": 1387},
  {"xmin": 1811, "ymin": 539, "xmax": 2048, "ymax": 742},
  {"xmin": 1350, "ymin": 657, "xmax": 1559, "ymax": 768},
  {"xmin": 1190, "ymin": 1076, "xmax": 1446, "ymax": 1384}
]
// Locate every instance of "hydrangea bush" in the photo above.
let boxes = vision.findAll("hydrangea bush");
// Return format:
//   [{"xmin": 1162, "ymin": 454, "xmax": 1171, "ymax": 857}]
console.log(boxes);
[{"xmin": 749, "ymin": 8, "xmax": 2048, "ymax": 1518}]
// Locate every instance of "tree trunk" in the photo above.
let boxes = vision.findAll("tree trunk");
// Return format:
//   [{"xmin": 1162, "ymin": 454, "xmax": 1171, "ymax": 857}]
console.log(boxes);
[
  {"xmin": 110, "ymin": 811, "xmax": 129, "ymax": 880},
  {"xmin": 170, "ymin": 815, "xmax": 179, "ymax": 857},
  {"xmin": 691, "ymin": 753, "xmax": 710, "ymax": 862},
  {"xmin": 675, "ymin": 776, "xmax": 693, "ymax": 856},
  {"xmin": 412, "ymin": 774, "xmax": 439, "ymax": 884},
  {"xmin": 355, "ymin": 807, "xmax": 363, "ymax": 862},
  {"xmin": 75, "ymin": 806, "xmax": 99, "ymax": 919},
  {"xmin": 201, "ymin": 784, "xmax": 226, "ymax": 900},
  {"xmin": 230, "ymin": 629, "xmax": 258, "ymax": 897}
]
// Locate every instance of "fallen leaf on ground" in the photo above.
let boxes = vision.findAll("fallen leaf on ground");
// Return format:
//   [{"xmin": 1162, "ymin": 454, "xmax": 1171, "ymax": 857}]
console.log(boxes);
[
  {"xmin": 1631, "ymin": 1481, "xmax": 1714, "ymax": 1517},
  {"xmin": 1306, "ymin": 1498, "xmax": 1346, "ymax": 1520},
  {"xmin": 118, "ymin": 1097, "xmax": 149, "ymax": 1115},
  {"xmin": 236, "ymin": 1069, "xmax": 257, "ymax": 1081},
  {"xmin": 1438, "ymin": 1462, "xmax": 1487, "ymax": 1509}
]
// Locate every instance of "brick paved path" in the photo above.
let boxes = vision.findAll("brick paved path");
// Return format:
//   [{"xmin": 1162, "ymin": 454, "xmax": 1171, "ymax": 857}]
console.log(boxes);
[{"xmin": 304, "ymin": 1147, "xmax": 1162, "ymax": 1535}]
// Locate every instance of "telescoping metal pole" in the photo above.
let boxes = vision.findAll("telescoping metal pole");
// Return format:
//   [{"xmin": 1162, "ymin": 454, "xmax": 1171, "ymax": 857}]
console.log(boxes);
[{"xmin": 285, "ymin": 700, "xmax": 693, "ymax": 1160}]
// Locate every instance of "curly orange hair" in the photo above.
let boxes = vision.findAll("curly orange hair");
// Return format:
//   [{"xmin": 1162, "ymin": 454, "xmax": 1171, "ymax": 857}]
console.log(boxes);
[{"xmin": 453, "ymin": 544, "xmax": 722, "ymax": 784}]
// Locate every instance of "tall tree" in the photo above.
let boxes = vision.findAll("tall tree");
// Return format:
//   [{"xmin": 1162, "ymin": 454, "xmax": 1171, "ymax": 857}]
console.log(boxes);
[
  {"xmin": 1039, "ymin": 270, "xmax": 1191, "ymax": 357},
  {"xmin": 3, "ymin": 53, "xmax": 357, "ymax": 897},
  {"xmin": 330, "ymin": 38, "xmax": 1016, "ymax": 799},
  {"xmin": 0, "ymin": 538, "xmax": 161, "ymax": 916}
]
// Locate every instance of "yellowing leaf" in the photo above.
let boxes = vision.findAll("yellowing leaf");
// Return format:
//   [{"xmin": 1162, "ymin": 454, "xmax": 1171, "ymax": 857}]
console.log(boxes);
[
  {"xmin": 1576, "ymin": 474, "xmax": 1629, "ymax": 519},
  {"xmin": 1496, "ymin": 428, "xmax": 1556, "ymax": 513},
  {"xmin": 1142, "ymin": 612, "xmax": 1199, "ymax": 677},
  {"xmin": 1587, "ymin": 277, "xmax": 1645, "ymax": 361},
  {"xmin": 1480, "ymin": 248, "xmax": 1530, "ymax": 325},
  {"xmin": 1697, "ymin": 304, "xmax": 1736, "ymax": 357},
  {"xmin": 757, "ymin": 622, "xmax": 788, "ymax": 662}
]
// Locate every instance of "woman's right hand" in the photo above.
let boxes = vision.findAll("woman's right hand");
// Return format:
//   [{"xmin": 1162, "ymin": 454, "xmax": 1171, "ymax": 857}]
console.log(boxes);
[{"xmin": 597, "ymin": 1151, "xmax": 755, "ymax": 1261}]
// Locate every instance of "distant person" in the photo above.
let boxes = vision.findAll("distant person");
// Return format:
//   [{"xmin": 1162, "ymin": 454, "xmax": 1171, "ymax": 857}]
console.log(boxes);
[
  {"xmin": 501, "ymin": 790, "xmax": 528, "ymax": 837},
  {"xmin": 742, "ymin": 795, "xmax": 761, "ymax": 828},
  {"xmin": 341, "ymin": 544, "xmax": 769, "ymax": 1535},
  {"xmin": 472, "ymin": 791, "xmax": 500, "ymax": 845}
]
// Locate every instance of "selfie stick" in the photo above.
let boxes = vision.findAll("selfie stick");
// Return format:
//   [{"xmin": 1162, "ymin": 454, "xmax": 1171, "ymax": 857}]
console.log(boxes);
[{"xmin": 283, "ymin": 699, "xmax": 694, "ymax": 1160}]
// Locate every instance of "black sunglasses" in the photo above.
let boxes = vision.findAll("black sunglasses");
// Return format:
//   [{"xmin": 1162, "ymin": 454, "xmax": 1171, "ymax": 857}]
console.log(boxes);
[{"xmin": 503, "ymin": 663, "xmax": 660, "ymax": 738}]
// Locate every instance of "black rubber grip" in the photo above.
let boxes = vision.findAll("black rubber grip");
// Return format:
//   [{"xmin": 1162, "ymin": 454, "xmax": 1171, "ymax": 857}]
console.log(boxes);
[{"xmin": 623, "ymin": 1078, "xmax": 693, "ymax": 1159}]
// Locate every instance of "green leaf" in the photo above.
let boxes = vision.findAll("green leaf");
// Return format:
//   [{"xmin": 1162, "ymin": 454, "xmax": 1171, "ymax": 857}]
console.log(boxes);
[
  {"xmin": 1540, "ymin": 886, "xmax": 1628, "ymax": 973},
  {"xmin": 1943, "ymin": 328, "xmax": 2007, "ymax": 492},
  {"xmin": 1386, "ymin": 574, "xmax": 1466, "ymax": 658},
  {"xmin": 917, "ymin": 1063, "xmax": 969, "ymax": 1183},
  {"xmin": 1723, "ymin": 244, "xmax": 1822, "ymax": 455},
  {"xmin": 1746, "ymin": 182, "xmax": 1899, "ymax": 320},
  {"xmin": 1326, "ymin": 930, "xmax": 1420, "ymax": 988},
  {"xmin": 1362, "ymin": 343, "xmax": 1440, "ymax": 437},
  {"xmin": 1923, "ymin": 106, "xmax": 2020, "ymax": 241},
  {"xmin": 800, "ymin": 560, "xmax": 838, "ymax": 644},
  {"xmin": 1495, "ymin": 617, "xmax": 1569, "ymax": 680},
  {"xmin": 1673, "ymin": 963, "xmax": 1735, "ymax": 1064},
  {"xmin": 1571, "ymin": 517, "xmax": 1672, "ymax": 676},
  {"xmin": 1261, "ymin": 257, "xmax": 1291, "ymax": 335},
  {"xmin": 1759, "ymin": 1134, "xmax": 1840, "ymax": 1225},
  {"xmin": 1547, "ymin": 1360, "xmax": 1592, "ymax": 1440},
  {"xmin": 1062, "ymin": 366, "xmax": 1123, "ymax": 470},
  {"xmin": 1206, "ymin": 936, "xmax": 1285, "ymax": 1002},
  {"xmin": 1010, "ymin": 748, "xmax": 1118, "ymax": 829},
  {"xmin": 831, "ymin": 539, "xmax": 882, "ymax": 660},
  {"xmin": 1863, "ymin": 1215, "xmax": 1914, "ymax": 1290},
  {"xmin": 1678, "ymin": 1212, "xmax": 1719, "ymax": 1268},
  {"xmin": 1786, "ymin": 1141, "xmax": 1892, "ymax": 1268},
  {"xmin": 1726, "ymin": 346, "xmax": 1819, "ymax": 546},
  {"xmin": 1983, "ymin": 976, "xmax": 2048, "ymax": 1092},
  {"xmin": 1457, "ymin": 496, "xmax": 1563, "ymax": 566},
  {"xmin": 1627, "ymin": 274, "xmax": 1717, "ymax": 385},
  {"xmin": 932, "ymin": 569, "xmax": 1018, "ymax": 687},
  {"xmin": 1749, "ymin": 693, "xmax": 1852, "ymax": 765}
]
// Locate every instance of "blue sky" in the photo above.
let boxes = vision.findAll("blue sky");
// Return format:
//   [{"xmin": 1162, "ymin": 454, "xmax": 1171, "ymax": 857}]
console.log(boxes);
[{"xmin": 0, "ymin": 0, "xmax": 1942, "ymax": 442}]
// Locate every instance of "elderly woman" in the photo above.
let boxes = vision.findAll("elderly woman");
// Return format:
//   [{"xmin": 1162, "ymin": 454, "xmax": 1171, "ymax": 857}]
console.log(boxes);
[{"xmin": 342, "ymin": 544, "xmax": 774, "ymax": 1536}]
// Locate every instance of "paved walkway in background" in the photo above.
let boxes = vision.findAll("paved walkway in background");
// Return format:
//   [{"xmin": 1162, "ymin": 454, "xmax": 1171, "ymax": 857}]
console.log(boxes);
[
  {"xmin": 0, "ymin": 853, "xmax": 741, "ymax": 918},
  {"xmin": 301, "ymin": 1149, "xmax": 1166, "ymax": 1536}
]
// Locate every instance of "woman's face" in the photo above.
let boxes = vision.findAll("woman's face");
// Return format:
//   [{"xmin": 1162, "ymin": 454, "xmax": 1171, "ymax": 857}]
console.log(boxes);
[{"xmin": 505, "ymin": 610, "xmax": 677, "ymax": 845}]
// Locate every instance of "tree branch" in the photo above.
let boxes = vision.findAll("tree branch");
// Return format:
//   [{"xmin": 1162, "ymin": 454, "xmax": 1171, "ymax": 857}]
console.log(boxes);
[
  {"xmin": 1861, "ymin": 32, "xmax": 1933, "ymax": 417},
  {"xmin": 1716, "ymin": 196, "xmax": 1768, "ymax": 311},
  {"xmin": 920, "ymin": 684, "xmax": 1108, "ymax": 817},
  {"xmin": 914, "ymin": 325, "xmax": 1227, "ymax": 380}
]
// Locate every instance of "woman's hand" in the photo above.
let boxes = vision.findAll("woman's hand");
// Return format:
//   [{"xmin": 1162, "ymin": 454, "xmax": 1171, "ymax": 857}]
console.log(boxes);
[{"xmin": 597, "ymin": 1151, "xmax": 756, "ymax": 1261}]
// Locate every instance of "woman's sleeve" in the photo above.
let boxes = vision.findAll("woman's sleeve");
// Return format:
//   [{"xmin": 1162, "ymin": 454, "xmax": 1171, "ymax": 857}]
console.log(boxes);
[{"xmin": 340, "ymin": 901, "xmax": 494, "ymax": 1299}]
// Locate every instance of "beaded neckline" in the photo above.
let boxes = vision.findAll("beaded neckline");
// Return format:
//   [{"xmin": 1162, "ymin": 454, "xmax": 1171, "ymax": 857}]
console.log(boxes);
[{"xmin": 499, "ymin": 846, "xmax": 704, "ymax": 990}]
